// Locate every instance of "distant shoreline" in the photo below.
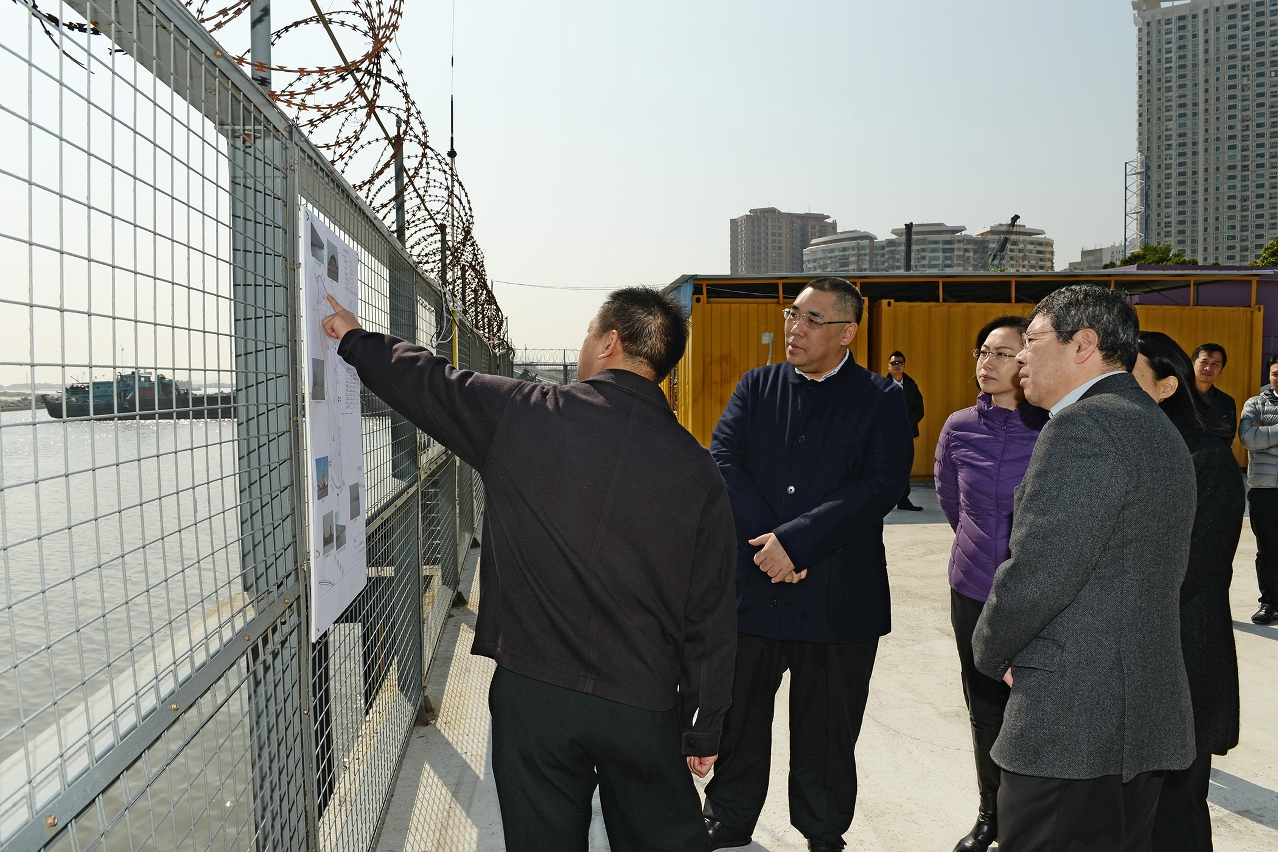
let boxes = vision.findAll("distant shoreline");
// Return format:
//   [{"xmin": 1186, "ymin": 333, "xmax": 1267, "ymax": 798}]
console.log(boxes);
[{"xmin": 0, "ymin": 393, "xmax": 58, "ymax": 412}]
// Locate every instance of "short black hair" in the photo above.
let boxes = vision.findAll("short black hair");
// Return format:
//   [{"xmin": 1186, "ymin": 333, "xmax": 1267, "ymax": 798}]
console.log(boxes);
[
  {"xmin": 804, "ymin": 277, "xmax": 864, "ymax": 324},
  {"xmin": 976, "ymin": 315, "xmax": 1029, "ymax": 351},
  {"xmin": 1268, "ymin": 353, "xmax": 1278, "ymax": 371},
  {"xmin": 594, "ymin": 287, "xmax": 690, "ymax": 381},
  {"xmin": 1191, "ymin": 343, "xmax": 1228, "ymax": 368},
  {"xmin": 1030, "ymin": 285, "xmax": 1139, "ymax": 371},
  {"xmin": 889, "ymin": 351, "xmax": 905, "ymax": 361}
]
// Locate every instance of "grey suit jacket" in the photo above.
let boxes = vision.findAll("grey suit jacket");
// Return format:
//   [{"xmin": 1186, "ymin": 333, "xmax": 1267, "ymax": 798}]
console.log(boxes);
[{"xmin": 972, "ymin": 372, "xmax": 1197, "ymax": 782}]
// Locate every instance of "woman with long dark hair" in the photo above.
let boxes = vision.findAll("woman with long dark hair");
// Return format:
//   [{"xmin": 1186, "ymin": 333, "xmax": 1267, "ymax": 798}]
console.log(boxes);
[
  {"xmin": 1132, "ymin": 331, "xmax": 1244, "ymax": 851},
  {"xmin": 935, "ymin": 315, "xmax": 1048, "ymax": 852}
]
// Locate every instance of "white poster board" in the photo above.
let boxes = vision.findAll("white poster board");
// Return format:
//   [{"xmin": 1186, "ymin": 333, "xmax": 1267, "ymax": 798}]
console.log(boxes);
[{"xmin": 301, "ymin": 205, "xmax": 368, "ymax": 642}]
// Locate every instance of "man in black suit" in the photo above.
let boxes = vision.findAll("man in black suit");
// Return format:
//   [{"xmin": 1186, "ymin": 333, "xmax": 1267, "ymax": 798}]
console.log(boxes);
[
  {"xmin": 972, "ymin": 285, "xmax": 1197, "ymax": 852},
  {"xmin": 887, "ymin": 351, "xmax": 925, "ymax": 510},
  {"xmin": 1191, "ymin": 343, "xmax": 1237, "ymax": 445},
  {"xmin": 322, "ymin": 288, "xmax": 737, "ymax": 852},
  {"xmin": 703, "ymin": 277, "xmax": 914, "ymax": 852}
]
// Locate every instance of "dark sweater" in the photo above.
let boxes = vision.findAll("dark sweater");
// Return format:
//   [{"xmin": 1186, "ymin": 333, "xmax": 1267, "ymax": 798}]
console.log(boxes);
[{"xmin": 338, "ymin": 330, "xmax": 738, "ymax": 756}]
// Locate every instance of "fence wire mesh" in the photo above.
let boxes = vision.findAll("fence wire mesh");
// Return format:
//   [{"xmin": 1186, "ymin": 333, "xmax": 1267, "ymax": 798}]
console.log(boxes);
[{"xmin": 0, "ymin": 2, "xmax": 509, "ymax": 850}]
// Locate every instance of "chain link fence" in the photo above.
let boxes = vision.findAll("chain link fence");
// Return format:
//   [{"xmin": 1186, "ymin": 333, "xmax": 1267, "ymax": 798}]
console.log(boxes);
[{"xmin": 0, "ymin": 1, "xmax": 509, "ymax": 850}]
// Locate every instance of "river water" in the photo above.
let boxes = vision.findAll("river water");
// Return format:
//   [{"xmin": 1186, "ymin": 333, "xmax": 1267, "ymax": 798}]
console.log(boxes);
[{"xmin": 0, "ymin": 409, "xmax": 260, "ymax": 843}]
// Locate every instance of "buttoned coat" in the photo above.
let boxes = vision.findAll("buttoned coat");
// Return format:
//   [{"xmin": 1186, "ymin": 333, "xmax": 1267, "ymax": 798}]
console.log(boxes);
[
  {"xmin": 972, "ymin": 372, "xmax": 1197, "ymax": 782},
  {"xmin": 710, "ymin": 357, "xmax": 914, "ymax": 644}
]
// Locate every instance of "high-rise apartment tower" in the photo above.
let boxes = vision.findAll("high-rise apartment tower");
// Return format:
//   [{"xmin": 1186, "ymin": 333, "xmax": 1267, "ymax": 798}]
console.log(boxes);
[
  {"xmin": 730, "ymin": 208, "xmax": 837, "ymax": 274},
  {"xmin": 1134, "ymin": 0, "xmax": 1278, "ymax": 263}
]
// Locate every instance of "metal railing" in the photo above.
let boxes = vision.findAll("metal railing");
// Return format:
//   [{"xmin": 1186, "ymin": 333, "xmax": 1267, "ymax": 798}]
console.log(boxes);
[
  {"xmin": 0, "ymin": 2, "xmax": 509, "ymax": 850},
  {"xmin": 513, "ymin": 348, "xmax": 580, "ymax": 386}
]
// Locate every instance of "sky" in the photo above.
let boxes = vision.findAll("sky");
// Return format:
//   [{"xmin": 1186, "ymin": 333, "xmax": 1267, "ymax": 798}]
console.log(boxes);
[{"xmin": 385, "ymin": 0, "xmax": 1142, "ymax": 349}]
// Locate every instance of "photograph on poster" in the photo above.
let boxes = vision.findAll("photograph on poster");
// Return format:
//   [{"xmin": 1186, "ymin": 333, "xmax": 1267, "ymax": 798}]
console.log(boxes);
[
  {"xmin": 327, "ymin": 241, "xmax": 340, "ymax": 282},
  {"xmin": 349, "ymin": 483, "xmax": 361, "ymax": 519},
  {"xmin": 311, "ymin": 357, "xmax": 326, "ymax": 401},
  {"xmin": 315, "ymin": 456, "xmax": 330, "ymax": 500},
  {"xmin": 310, "ymin": 223, "xmax": 324, "ymax": 263},
  {"xmin": 335, "ymin": 512, "xmax": 346, "ymax": 551},
  {"xmin": 322, "ymin": 511, "xmax": 335, "ymax": 553}
]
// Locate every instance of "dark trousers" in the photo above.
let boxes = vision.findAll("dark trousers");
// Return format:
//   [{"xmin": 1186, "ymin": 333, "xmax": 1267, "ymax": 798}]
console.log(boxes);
[
  {"xmin": 1151, "ymin": 752, "xmax": 1214, "ymax": 852},
  {"xmin": 702, "ymin": 633, "xmax": 878, "ymax": 843},
  {"xmin": 999, "ymin": 770, "xmax": 1164, "ymax": 852},
  {"xmin": 488, "ymin": 666, "xmax": 708, "ymax": 852},
  {"xmin": 951, "ymin": 590, "xmax": 1011, "ymax": 796},
  {"xmin": 1247, "ymin": 488, "xmax": 1278, "ymax": 605}
]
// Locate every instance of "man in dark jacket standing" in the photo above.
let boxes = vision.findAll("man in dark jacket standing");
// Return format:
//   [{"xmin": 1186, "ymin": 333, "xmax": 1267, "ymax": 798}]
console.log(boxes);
[
  {"xmin": 887, "ymin": 351, "xmax": 925, "ymax": 510},
  {"xmin": 322, "ymin": 288, "xmax": 737, "ymax": 852},
  {"xmin": 1191, "ymin": 343, "xmax": 1237, "ymax": 445},
  {"xmin": 972, "ymin": 285, "xmax": 1197, "ymax": 851},
  {"xmin": 702, "ymin": 277, "xmax": 913, "ymax": 851}
]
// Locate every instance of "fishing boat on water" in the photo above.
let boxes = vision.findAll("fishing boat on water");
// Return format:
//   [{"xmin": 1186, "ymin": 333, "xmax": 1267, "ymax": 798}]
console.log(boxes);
[{"xmin": 44, "ymin": 371, "xmax": 236, "ymax": 420}]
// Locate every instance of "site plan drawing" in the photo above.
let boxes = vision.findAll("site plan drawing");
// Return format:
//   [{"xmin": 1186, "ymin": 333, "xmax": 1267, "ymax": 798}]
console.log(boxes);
[{"xmin": 301, "ymin": 205, "xmax": 368, "ymax": 641}]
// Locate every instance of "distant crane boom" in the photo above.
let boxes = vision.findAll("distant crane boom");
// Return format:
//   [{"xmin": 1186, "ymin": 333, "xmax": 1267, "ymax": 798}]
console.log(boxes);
[{"xmin": 988, "ymin": 213, "xmax": 1021, "ymax": 271}]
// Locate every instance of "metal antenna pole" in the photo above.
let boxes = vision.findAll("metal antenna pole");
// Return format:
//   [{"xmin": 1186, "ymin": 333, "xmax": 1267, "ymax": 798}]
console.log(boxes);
[
  {"xmin": 395, "ymin": 119, "xmax": 406, "ymax": 245},
  {"xmin": 250, "ymin": 0, "xmax": 271, "ymax": 90}
]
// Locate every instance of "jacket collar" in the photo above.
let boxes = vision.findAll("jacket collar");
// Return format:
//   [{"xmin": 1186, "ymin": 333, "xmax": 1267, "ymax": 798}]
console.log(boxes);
[
  {"xmin": 583, "ymin": 368, "xmax": 673, "ymax": 413},
  {"xmin": 976, "ymin": 391, "xmax": 1049, "ymax": 428}
]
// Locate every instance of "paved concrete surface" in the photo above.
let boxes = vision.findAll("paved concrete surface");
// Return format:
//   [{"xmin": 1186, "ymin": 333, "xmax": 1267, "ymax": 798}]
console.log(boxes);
[{"xmin": 376, "ymin": 487, "xmax": 1278, "ymax": 851}]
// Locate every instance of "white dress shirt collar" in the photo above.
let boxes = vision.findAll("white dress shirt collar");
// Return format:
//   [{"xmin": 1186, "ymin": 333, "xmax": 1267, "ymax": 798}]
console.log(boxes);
[
  {"xmin": 795, "ymin": 349, "xmax": 850, "ymax": 383},
  {"xmin": 1049, "ymin": 370, "xmax": 1127, "ymax": 418}
]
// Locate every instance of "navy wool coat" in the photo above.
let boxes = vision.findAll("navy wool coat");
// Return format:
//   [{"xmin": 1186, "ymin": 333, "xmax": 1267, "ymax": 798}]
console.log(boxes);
[{"xmin": 710, "ymin": 358, "xmax": 914, "ymax": 643}]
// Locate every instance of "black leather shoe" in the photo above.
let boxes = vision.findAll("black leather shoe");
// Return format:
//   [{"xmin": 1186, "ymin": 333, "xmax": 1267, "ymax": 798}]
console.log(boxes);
[
  {"xmin": 896, "ymin": 499, "xmax": 924, "ymax": 511},
  {"xmin": 1253, "ymin": 603, "xmax": 1277, "ymax": 625},
  {"xmin": 705, "ymin": 818, "xmax": 752, "ymax": 850},
  {"xmin": 806, "ymin": 839, "xmax": 846, "ymax": 852},
  {"xmin": 951, "ymin": 792, "xmax": 998, "ymax": 852}
]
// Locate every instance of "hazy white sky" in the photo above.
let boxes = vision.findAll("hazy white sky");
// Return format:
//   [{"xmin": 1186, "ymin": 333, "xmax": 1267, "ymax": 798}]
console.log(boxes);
[{"xmin": 384, "ymin": 0, "xmax": 1140, "ymax": 349}]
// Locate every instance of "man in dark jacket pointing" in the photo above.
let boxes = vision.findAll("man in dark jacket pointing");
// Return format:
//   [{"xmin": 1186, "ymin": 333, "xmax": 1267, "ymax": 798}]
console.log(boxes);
[
  {"xmin": 702, "ymin": 277, "xmax": 913, "ymax": 851},
  {"xmin": 323, "ymin": 288, "xmax": 737, "ymax": 852}
]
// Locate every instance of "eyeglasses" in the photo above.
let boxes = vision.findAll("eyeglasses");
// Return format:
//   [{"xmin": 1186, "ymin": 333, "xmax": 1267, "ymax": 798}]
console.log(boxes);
[
  {"xmin": 887, "ymin": 360, "xmax": 905, "ymax": 366},
  {"xmin": 973, "ymin": 349, "xmax": 1018, "ymax": 363},
  {"xmin": 782, "ymin": 307, "xmax": 853, "ymax": 329},
  {"xmin": 1021, "ymin": 332, "xmax": 1056, "ymax": 350}
]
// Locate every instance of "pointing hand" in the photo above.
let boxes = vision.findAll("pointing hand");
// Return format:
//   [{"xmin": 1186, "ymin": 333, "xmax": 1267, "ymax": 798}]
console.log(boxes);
[{"xmin": 322, "ymin": 294, "xmax": 362, "ymax": 341}]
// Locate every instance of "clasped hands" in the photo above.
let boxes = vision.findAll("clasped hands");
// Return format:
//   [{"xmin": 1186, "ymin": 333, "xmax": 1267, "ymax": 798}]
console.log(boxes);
[{"xmin": 748, "ymin": 532, "xmax": 807, "ymax": 584}]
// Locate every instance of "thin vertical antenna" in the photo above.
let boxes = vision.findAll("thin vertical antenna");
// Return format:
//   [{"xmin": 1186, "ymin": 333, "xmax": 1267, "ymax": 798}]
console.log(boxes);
[{"xmin": 447, "ymin": 0, "xmax": 457, "ymax": 300}]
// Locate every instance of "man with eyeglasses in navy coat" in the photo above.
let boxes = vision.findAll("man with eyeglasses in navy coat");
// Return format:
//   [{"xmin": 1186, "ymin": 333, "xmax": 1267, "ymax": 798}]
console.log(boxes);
[{"xmin": 702, "ymin": 277, "xmax": 914, "ymax": 852}]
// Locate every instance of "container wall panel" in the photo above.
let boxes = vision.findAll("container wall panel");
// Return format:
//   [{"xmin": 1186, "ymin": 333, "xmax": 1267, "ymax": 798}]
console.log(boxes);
[
  {"xmin": 675, "ymin": 295, "xmax": 871, "ymax": 446},
  {"xmin": 872, "ymin": 302, "xmax": 1034, "ymax": 478},
  {"xmin": 1135, "ymin": 304, "xmax": 1262, "ymax": 466}
]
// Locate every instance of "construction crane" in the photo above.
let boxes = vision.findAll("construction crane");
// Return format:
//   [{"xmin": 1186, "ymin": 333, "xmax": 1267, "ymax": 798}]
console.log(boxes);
[{"xmin": 987, "ymin": 214, "xmax": 1021, "ymax": 271}]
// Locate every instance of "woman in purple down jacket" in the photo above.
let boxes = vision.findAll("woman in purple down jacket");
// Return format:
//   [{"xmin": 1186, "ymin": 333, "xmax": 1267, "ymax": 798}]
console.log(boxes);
[{"xmin": 934, "ymin": 315, "xmax": 1048, "ymax": 852}]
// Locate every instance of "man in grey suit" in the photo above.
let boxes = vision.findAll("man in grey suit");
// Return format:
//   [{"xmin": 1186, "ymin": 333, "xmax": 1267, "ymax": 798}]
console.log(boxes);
[{"xmin": 972, "ymin": 285, "xmax": 1197, "ymax": 851}]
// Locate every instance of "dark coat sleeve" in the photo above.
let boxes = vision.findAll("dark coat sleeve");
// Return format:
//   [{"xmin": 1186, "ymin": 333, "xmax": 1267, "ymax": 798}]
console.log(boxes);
[
  {"xmin": 972, "ymin": 415, "xmax": 1124, "ymax": 679},
  {"xmin": 772, "ymin": 385, "xmax": 914, "ymax": 571},
  {"xmin": 337, "ymin": 329, "xmax": 518, "ymax": 472},
  {"xmin": 904, "ymin": 375, "xmax": 925, "ymax": 436},
  {"xmin": 679, "ymin": 481, "xmax": 739, "ymax": 756},
  {"xmin": 710, "ymin": 373, "xmax": 779, "ymax": 543}
]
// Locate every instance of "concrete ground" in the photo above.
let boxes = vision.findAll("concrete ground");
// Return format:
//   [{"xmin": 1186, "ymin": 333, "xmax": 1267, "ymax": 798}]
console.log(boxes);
[{"xmin": 375, "ymin": 487, "xmax": 1278, "ymax": 851}]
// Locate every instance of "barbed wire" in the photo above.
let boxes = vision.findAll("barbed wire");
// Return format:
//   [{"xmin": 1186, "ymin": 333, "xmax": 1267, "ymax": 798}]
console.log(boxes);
[{"xmin": 184, "ymin": 0, "xmax": 509, "ymax": 347}]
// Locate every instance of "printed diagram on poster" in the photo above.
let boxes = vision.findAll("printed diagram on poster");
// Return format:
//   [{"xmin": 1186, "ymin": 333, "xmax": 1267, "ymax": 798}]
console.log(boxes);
[{"xmin": 301, "ymin": 205, "xmax": 368, "ymax": 642}]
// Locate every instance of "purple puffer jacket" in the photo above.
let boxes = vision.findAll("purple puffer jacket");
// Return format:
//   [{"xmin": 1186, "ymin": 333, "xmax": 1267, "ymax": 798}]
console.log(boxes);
[{"xmin": 934, "ymin": 393, "xmax": 1048, "ymax": 602}]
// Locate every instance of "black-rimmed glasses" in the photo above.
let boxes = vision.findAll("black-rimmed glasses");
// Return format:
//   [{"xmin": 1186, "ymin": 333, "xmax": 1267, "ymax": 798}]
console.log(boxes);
[{"xmin": 782, "ymin": 307, "xmax": 853, "ymax": 329}]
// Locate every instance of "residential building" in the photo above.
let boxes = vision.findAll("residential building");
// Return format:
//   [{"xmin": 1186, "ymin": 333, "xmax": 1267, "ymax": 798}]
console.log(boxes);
[
  {"xmin": 1134, "ymin": 0, "xmax": 1278, "ymax": 264},
  {"xmin": 874, "ymin": 223, "xmax": 989, "ymax": 272},
  {"xmin": 802, "ymin": 231, "xmax": 877, "ymax": 273},
  {"xmin": 730, "ymin": 208, "xmax": 837, "ymax": 274},
  {"xmin": 975, "ymin": 222, "xmax": 1056, "ymax": 272},
  {"xmin": 1067, "ymin": 244, "xmax": 1127, "ymax": 270}
]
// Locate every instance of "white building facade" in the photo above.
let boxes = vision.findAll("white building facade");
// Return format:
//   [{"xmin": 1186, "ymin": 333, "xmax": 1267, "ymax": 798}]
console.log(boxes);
[{"xmin": 1134, "ymin": 0, "xmax": 1278, "ymax": 263}]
